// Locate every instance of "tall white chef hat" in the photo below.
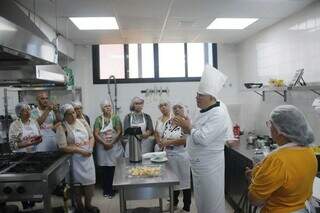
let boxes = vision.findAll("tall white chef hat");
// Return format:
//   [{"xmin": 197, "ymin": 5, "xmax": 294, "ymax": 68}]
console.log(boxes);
[{"xmin": 198, "ymin": 65, "xmax": 228, "ymax": 98}]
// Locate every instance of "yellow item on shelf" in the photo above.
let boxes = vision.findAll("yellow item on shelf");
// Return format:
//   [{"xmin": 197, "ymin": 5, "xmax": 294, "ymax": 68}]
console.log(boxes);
[
  {"xmin": 269, "ymin": 79, "xmax": 285, "ymax": 87},
  {"xmin": 312, "ymin": 146, "xmax": 320, "ymax": 155}
]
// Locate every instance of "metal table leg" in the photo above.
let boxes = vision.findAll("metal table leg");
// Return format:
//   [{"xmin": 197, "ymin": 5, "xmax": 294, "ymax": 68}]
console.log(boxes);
[
  {"xmin": 43, "ymin": 184, "xmax": 52, "ymax": 213},
  {"xmin": 169, "ymin": 186, "xmax": 174, "ymax": 213},
  {"xmin": 159, "ymin": 198, "xmax": 163, "ymax": 212},
  {"xmin": 119, "ymin": 188, "xmax": 126, "ymax": 213}
]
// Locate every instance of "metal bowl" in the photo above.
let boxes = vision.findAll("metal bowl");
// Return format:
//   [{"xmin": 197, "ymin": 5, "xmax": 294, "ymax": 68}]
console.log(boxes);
[{"xmin": 244, "ymin": 83, "xmax": 263, "ymax": 89}]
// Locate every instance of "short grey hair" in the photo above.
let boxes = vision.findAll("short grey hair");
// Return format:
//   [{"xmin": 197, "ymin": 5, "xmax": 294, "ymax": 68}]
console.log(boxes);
[
  {"xmin": 130, "ymin": 96, "xmax": 144, "ymax": 111},
  {"xmin": 15, "ymin": 103, "xmax": 30, "ymax": 117}
]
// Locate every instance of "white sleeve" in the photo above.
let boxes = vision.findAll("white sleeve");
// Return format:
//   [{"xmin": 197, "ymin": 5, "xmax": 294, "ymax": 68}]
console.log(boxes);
[
  {"xmin": 220, "ymin": 102, "xmax": 234, "ymax": 140},
  {"xmin": 190, "ymin": 112, "xmax": 226, "ymax": 146}
]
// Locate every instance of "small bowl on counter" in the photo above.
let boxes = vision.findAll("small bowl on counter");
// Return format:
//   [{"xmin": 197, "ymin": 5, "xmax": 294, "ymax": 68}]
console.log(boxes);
[{"xmin": 244, "ymin": 83, "xmax": 263, "ymax": 89}]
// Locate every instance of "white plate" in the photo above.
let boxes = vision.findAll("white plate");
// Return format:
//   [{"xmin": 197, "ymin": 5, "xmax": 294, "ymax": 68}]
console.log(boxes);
[
  {"xmin": 142, "ymin": 151, "xmax": 166, "ymax": 159},
  {"xmin": 151, "ymin": 157, "xmax": 168, "ymax": 163}
]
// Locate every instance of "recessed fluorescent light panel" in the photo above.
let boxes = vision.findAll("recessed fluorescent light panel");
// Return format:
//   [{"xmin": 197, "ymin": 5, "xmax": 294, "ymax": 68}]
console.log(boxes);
[
  {"xmin": 207, "ymin": 18, "xmax": 258, "ymax": 29},
  {"xmin": 69, "ymin": 17, "xmax": 119, "ymax": 30}
]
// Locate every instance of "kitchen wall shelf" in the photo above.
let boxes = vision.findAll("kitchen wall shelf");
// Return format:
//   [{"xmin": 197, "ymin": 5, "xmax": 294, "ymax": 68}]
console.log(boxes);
[{"xmin": 245, "ymin": 85, "xmax": 320, "ymax": 102}]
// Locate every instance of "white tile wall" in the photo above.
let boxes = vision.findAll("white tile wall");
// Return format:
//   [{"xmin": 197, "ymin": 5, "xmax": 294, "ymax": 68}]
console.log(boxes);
[{"xmin": 237, "ymin": 1, "xmax": 320, "ymax": 145}]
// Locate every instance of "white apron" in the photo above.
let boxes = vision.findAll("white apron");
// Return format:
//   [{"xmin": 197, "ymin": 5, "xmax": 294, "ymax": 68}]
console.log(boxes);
[
  {"xmin": 96, "ymin": 116, "xmax": 123, "ymax": 166},
  {"xmin": 36, "ymin": 109, "xmax": 57, "ymax": 152},
  {"xmin": 163, "ymin": 122, "xmax": 190, "ymax": 191},
  {"xmin": 190, "ymin": 152, "xmax": 225, "ymax": 213},
  {"xmin": 65, "ymin": 121, "xmax": 96, "ymax": 186},
  {"xmin": 154, "ymin": 116, "xmax": 171, "ymax": 152},
  {"xmin": 187, "ymin": 103, "xmax": 231, "ymax": 213},
  {"xmin": 17, "ymin": 119, "xmax": 40, "ymax": 153},
  {"xmin": 125, "ymin": 113, "xmax": 153, "ymax": 157}
]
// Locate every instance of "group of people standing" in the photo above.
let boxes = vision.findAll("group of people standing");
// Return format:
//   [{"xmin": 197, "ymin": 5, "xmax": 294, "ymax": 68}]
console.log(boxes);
[
  {"xmin": 8, "ymin": 64, "xmax": 232, "ymax": 213},
  {"xmin": 8, "ymin": 64, "xmax": 318, "ymax": 213}
]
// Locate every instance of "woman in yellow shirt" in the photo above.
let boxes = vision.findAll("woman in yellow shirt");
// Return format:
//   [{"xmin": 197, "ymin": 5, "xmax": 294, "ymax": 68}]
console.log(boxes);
[{"xmin": 247, "ymin": 105, "xmax": 318, "ymax": 213}]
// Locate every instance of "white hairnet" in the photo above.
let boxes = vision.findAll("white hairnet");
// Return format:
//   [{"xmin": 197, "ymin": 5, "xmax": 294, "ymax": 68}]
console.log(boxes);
[
  {"xmin": 100, "ymin": 99, "xmax": 112, "ymax": 110},
  {"xmin": 171, "ymin": 101, "xmax": 188, "ymax": 117},
  {"xmin": 15, "ymin": 103, "xmax": 30, "ymax": 117},
  {"xmin": 158, "ymin": 98, "xmax": 170, "ymax": 107},
  {"xmin": 60, "ymin": 104, "xmax": 74, "ymax": 120},
  {"xmin": 71, "ymin": 101, "xmax": 82, "ymax": 108},
  {"xmin": 198, "ymin": 65, "xmax": 227, "ymax": 98},
  {"xmin": 130, "ymin": 96, "xmax": 144, "ymax": 111},
  {"xmin": 270, "ymin": 105, "xmax": 314, "ymax": 146}
]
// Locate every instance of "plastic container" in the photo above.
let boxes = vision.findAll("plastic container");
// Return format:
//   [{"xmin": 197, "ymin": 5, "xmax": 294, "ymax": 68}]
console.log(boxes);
[{"xmin": 233, "ymin": 123, "xmax": 241, "ymax": 139}]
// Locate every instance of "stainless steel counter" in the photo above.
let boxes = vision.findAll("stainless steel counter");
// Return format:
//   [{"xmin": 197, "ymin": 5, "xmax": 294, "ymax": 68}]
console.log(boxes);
[
  {"xmin": 113, "ymin": 158, "xmax": 179, "ymax": 213},
  {"xmin": 228, "ymin": 136, "xmax": 257, "ymax": 162}
]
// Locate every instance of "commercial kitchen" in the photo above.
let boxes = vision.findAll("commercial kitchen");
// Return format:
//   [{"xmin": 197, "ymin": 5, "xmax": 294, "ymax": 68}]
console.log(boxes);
[{"xmin": 1, "ymin": 0, "xmax": 320, "ymax": 212}]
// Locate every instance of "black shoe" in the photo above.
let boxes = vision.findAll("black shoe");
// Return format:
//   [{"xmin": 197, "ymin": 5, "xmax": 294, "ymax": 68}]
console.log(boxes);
[
  {"xmin": 86, "ymin": 206, "xmax": 100, "ymax": 213},
  {"xmin": 182, "ymin": 206, "xmax": 190, "ymax": 212},
  {"xmin": 22, "ymin": 201, "xmax": 35, "ymax": 209},
  {"xmin": 75, "ymin": 208, "xmax": 86, "ymax": 213}
]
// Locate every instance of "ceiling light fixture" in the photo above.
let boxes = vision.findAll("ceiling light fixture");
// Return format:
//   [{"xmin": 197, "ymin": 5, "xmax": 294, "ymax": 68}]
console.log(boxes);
[
  {"xmin": 69, "ymin": 17, "xmax": 119, "ymax": 30},
  {"xmin": 207, "ymin": 18, "xmax": 258, "ymax": 30}
]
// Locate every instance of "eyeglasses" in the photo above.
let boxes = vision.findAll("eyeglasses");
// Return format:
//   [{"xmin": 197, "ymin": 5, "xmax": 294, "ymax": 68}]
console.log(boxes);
[{"xmin": 266, "ymin": 120, "xmax": 272, "ymax": 128}]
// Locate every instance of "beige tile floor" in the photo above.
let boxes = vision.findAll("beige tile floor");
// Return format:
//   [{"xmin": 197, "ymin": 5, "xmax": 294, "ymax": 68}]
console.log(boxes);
[{"xmin": 10, "ymin": 188, "xmax": 234, "ymax": 213}]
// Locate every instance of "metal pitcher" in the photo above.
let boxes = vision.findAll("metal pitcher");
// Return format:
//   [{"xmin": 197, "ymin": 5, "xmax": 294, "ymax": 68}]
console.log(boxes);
[
  {"xmin": 124, "ymin": 127, "xmax": 143, "ymax": 163},
  {"xmin": 128, "ymin": 134, "xmax": 142, "ymax": 162}
]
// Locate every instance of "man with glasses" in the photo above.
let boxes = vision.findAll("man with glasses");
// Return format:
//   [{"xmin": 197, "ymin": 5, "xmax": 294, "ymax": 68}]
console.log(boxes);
[
  {"xmin": 31, "ymin": 91, "xmax": 60, "ymax": 151},
  {"xmin": 175, "ymin": 65, "xmax": 233, "ymax": 213}
]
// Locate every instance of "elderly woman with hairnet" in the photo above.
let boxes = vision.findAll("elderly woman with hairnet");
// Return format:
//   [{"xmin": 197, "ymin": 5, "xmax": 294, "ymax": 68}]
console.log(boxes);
[
  {"xmin": 56, "ymin": 104, "xmax": 98, "ymax": 213},
  {"xmin": 160, "ymin": 102, "xmax": 191, "ymax": 212},
  {"xmin": 123, "ymin": 96, "xmax": 154, "ymax": 156},
  {"xmin": 246, "ymin": 105, "xmax": 318, "ymax": 213},
  {"xmin": 93, "ymin": 99, "xmax": 123, "ymax": 199},
  {"xmin": 9, "ymin": 103, "xmax": 42, "ymax": 152},
  {"xmin": 72, "ymin": 101, "xmax": 91, "ymax": 125}
]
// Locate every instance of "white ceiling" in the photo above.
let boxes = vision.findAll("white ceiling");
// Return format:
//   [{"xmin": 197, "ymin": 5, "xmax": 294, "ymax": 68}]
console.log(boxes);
[{"xmin": 16, "ymin": 0, "xmax": 315, "ymax": 45}]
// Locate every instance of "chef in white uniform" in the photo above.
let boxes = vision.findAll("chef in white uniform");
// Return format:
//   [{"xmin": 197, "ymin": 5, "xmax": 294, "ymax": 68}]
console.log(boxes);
[
  {"xmin": 175, "ymin": 65, "xmax": 233, "ymax": 213},
  {"xmin": 123, "ymin": 96, "xmax": 154, "ymax": 156},
  {"xmin": 57, "ymin": 104, "xmax": 98, "ymax": 213},
  {"xmin": 31, "ymin": 91, "xmax": 60, "ymax": 152},
  {"xmin": 93, "ymin": 99, "xmax": 123, "ymax": 198},
  {"xmin": 160, "ymin": 102, "xmax": 191, "ymax": 212}
]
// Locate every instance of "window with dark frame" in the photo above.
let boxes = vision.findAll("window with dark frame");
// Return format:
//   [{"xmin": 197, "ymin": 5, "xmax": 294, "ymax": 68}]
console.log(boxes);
[{"xmin": 92, "ymin": 43, "xmax": 217, "ymax": 84}]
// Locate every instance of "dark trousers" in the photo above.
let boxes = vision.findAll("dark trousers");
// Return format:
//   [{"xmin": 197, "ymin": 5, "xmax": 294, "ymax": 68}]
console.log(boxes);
[
  {"xmin": 101, "ymin": 166, "xmax": 115, "ymax": 196},
  {"xmin": 173, "ymin": 189, "xmax": 191, "ymax": 211}
]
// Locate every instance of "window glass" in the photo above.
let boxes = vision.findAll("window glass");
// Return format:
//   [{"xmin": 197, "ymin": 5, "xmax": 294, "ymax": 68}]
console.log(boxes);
[
  {"xmin": 128, "ymin": 44, "xmax": 138, "ymax": 78},
  {"xmin": 141, "ymin": 43, "xmax": 154, "ymax": 78},
  {"xmin": 99, "ymin": 44, "xmax": 125, "ymax": 79},
  {"xmin": 187, "ymin": 43, "xmax": 205, "ymax": 77},
  {"xmin": 158, "ymin": 43, "xmax": 185, "ymax": 78}
]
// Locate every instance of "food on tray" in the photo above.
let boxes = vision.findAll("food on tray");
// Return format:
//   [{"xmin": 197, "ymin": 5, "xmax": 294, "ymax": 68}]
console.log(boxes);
[{"xmin": 128, "ymin": 166, "xmax": 161, "ymax": 177}]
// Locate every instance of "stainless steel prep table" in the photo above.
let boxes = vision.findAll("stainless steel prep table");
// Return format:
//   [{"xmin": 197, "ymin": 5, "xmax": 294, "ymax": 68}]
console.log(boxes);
[{"xmin": 113, "ymin": 158, "xmax": 179, "ymax": 213}]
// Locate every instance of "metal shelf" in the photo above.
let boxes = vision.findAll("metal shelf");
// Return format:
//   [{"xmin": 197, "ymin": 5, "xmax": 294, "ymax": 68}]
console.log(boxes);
[{"xmin": 245, "ymin": 85, "xmax": 320, "ymax": 102}]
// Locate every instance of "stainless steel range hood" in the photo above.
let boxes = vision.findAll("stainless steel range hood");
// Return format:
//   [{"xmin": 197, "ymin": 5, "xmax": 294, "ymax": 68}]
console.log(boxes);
[
  {"xmin": 0, "ymin": 65, "xmax": 65, "ymax": 86},
  {"xmin": 0, "ymin": 0, "xmax": 66, "ymax": 86}
]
